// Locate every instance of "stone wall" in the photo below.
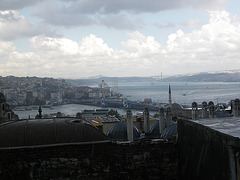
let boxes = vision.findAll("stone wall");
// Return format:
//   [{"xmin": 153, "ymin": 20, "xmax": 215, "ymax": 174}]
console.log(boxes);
[
  {"xmin": 178, "ymin": 119, "xmax": 240, "ymax": 180},
  {"xmin": 0, "ymin": 141, "xmax": 177, "ymax": 179}
]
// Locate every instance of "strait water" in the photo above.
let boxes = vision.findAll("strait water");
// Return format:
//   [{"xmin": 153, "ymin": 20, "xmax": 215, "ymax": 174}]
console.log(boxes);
[
  {"xmin": 15, "ymin": 81, "xmax": 240, "ymax": 119},
  {"xmin": 116, "ymin": 81, "xmax": 240, "ymax": 105}
]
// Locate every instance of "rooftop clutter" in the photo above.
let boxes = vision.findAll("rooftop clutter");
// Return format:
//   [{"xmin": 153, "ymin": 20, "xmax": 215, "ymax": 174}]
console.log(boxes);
[
  {"xmin": 107, "ymin": 107, "xmax": 178, "ymax": 142},
  {"xmin": 191, "ymin": 100, "xmax": 237, "ymax": 120}
]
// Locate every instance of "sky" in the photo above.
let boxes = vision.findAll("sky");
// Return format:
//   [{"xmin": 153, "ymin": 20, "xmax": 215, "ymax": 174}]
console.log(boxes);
[{"xmin": 0, "ymin": 0, "xmax": 240, "ymax": 79}]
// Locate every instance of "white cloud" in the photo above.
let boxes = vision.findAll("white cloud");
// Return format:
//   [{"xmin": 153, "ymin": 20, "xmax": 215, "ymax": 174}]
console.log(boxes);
[
  {"xmin": 79, "ymin": 34, "xmax": 114, "ymax": 56},
  {"xmin": 0, "ymin": 10, "xmax": 57, "ymax": 41},
  {"xmin": 0, "ymin": 41, "xmax": 16, "ymax": 58},
  {"xmin": 31, "ymin": 36, "xmax": 79, "ymax": 56},
  {"xmin": 2, "ymin": 10, "xmax": 240, "ymax": 78},
  {"xmin": 122, "ymin": 31, "xmax": 162, "ymax": 55},
  {"xmin": 179, "ymin": 20, "xmax": 202, "ymax": 28},
  {"xmin": 0, "ymin": 11, "xmax": 37, "ymax": 40},
  {"xmin": 164, "ymin": 10, "xmax": 240, "ymax": 73}
]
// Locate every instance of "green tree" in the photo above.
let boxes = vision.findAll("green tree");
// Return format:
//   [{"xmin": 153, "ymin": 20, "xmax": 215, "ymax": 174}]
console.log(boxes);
[
  {"xmin": 153, "ymin": 113, "xmax": 159, "ymax": 118},
  {"xmin": 107, "ymin": 109, "xmax": 120, "ymax": 118}
]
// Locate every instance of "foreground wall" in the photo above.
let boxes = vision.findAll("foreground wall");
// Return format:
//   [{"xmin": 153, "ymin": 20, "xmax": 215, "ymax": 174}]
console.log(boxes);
[
  {"xmin": 178, "ymin": 119, "xmax": 240, "ymax": 180},
  {"xmin": 0, "ymin": 141, "xmax": 177, "ymax": 179}
]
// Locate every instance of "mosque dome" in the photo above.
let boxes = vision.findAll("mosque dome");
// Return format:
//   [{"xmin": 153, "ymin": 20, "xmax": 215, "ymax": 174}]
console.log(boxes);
[
  {"xmin": 161, "ymin": 123, "xmax": 178, "ymax": 140},
  {"xmin": 172, "ymin": 103, "xmax": 183, "ymax": 110},
  {"xmin": 171, "ymin": 103, "xmax": 183, "ymax": 115},
  {"xmin": 107, "ymin": 121, "xmax": 140, "ymax": 141},
  {"xmin": 149, "ymin": 121, "xmax": 178, "ymax": 140},
  {"xmin": 0, "ymin": 93, "xmax": 6, "ymax": 103},
  {"xmin": 0, "ymin": 118, "xmax": 108, "ymax": 148},
  {"xmin": 149, "ymin": 120, "xmax": 161, "ymax": 138}
]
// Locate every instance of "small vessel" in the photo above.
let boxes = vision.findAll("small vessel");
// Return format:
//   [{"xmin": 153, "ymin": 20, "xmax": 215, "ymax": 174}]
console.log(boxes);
[
  {"xmin": 14, "ymin": 107, "xmax": 26, "ymax": 111},
  {"xmin": 42, "ymin": 105, "xmax": 53, "ymax": 108}
]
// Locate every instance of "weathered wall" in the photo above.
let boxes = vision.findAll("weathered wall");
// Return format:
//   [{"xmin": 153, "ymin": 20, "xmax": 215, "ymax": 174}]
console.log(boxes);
[
  {"xmin": 0, "ymin": 141, "xmax": 177, "ymax": 179},
  {"xmin": 178, "ymin": 119, "xmax": 240, "ymax": 180}
]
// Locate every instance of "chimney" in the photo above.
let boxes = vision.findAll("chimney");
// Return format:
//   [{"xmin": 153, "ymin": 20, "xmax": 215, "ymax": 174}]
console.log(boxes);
[
  {"xmin": 208, "ymin": 101, "xmax": 215, "ymax": 118},
  {"xmin": 126, "ymin": 110, "xmax": 133, "ymax": 141},
  {"xmin": 201, "ymin": 101, "xmax": 208, "ymax": 119},
  {"xmin": 191, "ymin": 102, "xmax": 198, "ymax": 120},
  {"xmin": 159, "ymin": 108, "xmax": 165, "ymax": 134},
  {"xmin": 143, "ymin": 107, "xmax": 150, "ymax": 134}
]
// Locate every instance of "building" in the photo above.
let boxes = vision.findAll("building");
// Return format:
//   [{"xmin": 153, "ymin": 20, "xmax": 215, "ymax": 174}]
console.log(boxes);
[
  {"xmin": 80, "ymin": 109, "xmax": 109, "ymax": 121},
  {"xmin": 0, "ymin": 93, "xmax": 19, "ymax": 123},
  {"xmin": 0, "ymin": 116, "xmax": 177, "ymax": 179}
]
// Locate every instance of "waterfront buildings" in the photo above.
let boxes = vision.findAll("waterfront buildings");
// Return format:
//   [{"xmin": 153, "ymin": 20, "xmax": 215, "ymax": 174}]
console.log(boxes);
[{"xmin": 0, "ymin": 76, "xmax": 121, "ymax": 107}]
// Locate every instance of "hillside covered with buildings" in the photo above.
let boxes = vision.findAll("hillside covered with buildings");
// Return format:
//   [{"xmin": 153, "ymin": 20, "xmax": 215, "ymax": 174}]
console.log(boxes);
[{"xmin": 0, "ymin": 76, "xmax": 121, "ymax": 107}]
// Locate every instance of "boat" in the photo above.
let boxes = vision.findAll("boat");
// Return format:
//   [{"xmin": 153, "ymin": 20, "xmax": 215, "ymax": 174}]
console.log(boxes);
[
  {"xmin": 14, "ymin": 107, "xmax": 26, "ymax": 111},
  {"xmin": 42, "ymin": 105, "xmax": 53, "ymax": 108}
]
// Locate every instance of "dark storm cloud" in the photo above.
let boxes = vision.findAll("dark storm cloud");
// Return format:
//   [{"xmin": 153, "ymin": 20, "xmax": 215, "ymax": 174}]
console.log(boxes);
[
  {"xmin": 33, "ymin": 1, "xmax": 143, "ymax": 30},
  {"xmin": 33, "ymin": 0, "xmax": 227, "ymax": 29},
  {"xmin": 59, "ymin": 0, "xmax": 228, "ymax": 14},
  {"xmin": 0, "ymin": 0, "xmax": 41, "ymax": 10}
]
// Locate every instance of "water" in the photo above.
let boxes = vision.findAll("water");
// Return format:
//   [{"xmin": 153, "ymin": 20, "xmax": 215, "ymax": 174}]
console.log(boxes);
[
  {"xmin": 15, "ymin": 81, "xmax": 240, "ymax": 119},
  {"xmin": 115, "ymin": 81, "xmax": 240, "ymax": 105},
  {"xmin": 15, "ymin": 104, "xmax": 136, "ymax": 120}
]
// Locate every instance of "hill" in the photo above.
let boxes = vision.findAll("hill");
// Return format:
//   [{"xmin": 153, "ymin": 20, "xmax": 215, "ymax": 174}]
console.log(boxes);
[
  {"xmin": 160, "ymin": 71, "xmax": 240, "ymax": 82},
  {"xmin": 65, "ymin": 70, "xmax": 240, "ymax": 86}
]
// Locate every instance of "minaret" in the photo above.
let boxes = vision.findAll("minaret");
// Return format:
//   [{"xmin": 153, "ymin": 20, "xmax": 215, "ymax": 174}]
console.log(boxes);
[{"xmin": 168, "ymin": 84, "xmax": 172, "ymax": 108}]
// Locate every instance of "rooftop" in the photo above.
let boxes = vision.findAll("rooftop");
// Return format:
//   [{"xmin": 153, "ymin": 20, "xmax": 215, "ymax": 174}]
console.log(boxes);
[
  {"xmin": 0, "ymin": 118, "xmax": 108, "ymax": 149},
  {"xmin": 195, "ymin": 117, "xmax": 240, "ymax": 138}
]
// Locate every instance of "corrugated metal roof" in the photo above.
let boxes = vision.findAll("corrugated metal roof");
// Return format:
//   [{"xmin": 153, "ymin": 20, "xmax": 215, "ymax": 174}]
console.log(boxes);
[{"xmin": 195, "ymin": 117, "xmax": 240, "ymax": 138}]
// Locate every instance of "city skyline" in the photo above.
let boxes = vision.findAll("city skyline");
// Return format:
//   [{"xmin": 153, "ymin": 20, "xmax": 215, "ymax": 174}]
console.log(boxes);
[{"xmin": 0, "ymin": 0, "xmax": 240, "ymax": 78}]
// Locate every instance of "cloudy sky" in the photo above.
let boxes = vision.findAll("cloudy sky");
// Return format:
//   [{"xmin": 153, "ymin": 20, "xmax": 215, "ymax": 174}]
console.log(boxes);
[{"xmin": 0, "ymin": 0, "xmax": 240, "ymax": 78}]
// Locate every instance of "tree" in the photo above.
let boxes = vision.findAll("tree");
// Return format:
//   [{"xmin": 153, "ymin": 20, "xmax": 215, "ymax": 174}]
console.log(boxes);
[
  {"xmin": 153, "ymin": 113, "xmax": 159, "ymax": 118},
  {"xmin": 107, "ymin": 109, "xmax": 120, "ymax": 118}
]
